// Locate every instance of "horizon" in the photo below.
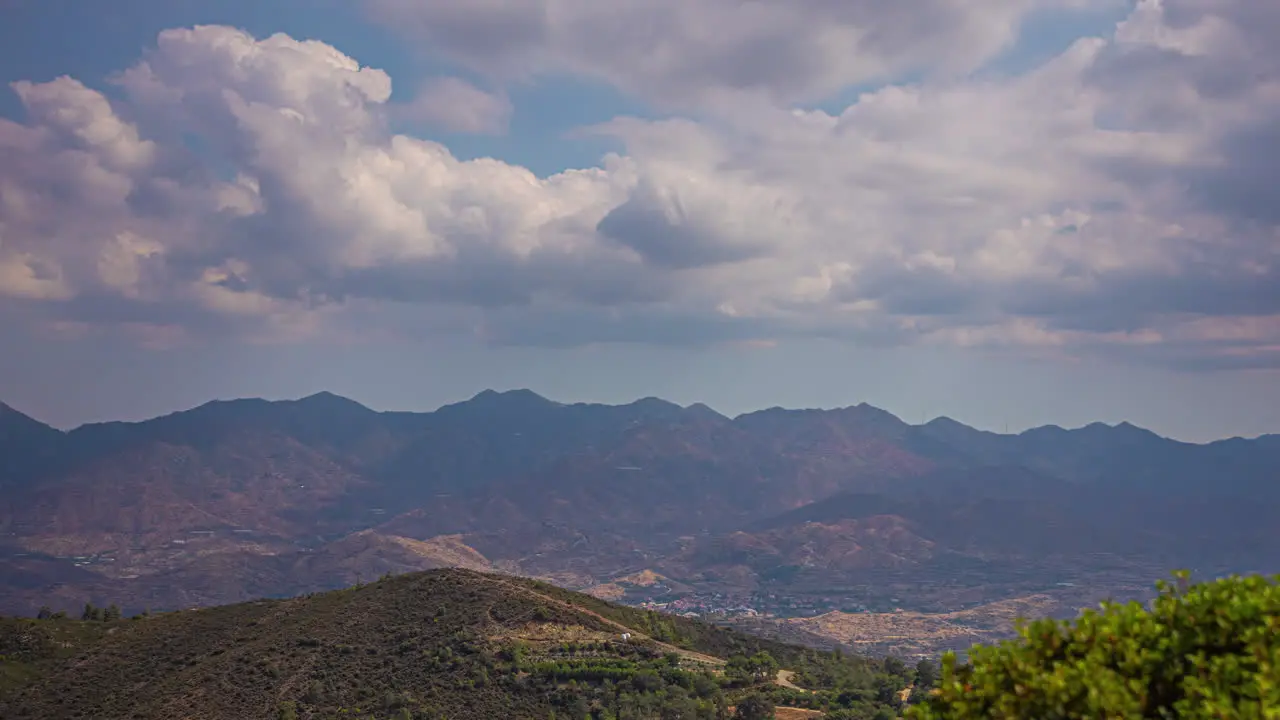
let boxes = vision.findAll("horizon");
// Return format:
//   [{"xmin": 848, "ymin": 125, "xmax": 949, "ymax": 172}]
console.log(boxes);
[{"xmin": 5, "ymin": 386, "xmax": 1273, "ymax": 445}]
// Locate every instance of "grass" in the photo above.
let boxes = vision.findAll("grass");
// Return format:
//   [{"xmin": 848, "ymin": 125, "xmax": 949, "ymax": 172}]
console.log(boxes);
[{"xmin": 0, "ymin": 568, "xmax": 915, "ymax": 719}]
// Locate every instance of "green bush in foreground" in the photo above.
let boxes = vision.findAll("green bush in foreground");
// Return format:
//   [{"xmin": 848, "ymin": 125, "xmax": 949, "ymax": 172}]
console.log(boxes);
[{"xmin": 909, "ymin": 572, "xmax": 1280, "ymax": 720}]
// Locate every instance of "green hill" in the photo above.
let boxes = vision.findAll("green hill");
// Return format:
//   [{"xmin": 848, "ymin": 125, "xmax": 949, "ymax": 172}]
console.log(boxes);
[{"xmin": 0, "ymin": 568, "xmax": 913, "ymax": 719}]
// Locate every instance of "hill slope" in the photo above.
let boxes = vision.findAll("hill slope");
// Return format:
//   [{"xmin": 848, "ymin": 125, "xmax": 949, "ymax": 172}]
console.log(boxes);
[
  {"xmin": 0, "ymin": 568, "xmax": 913, "ymax": 720},
  {"xmin": 1, "ymin": 389, "xmax": 1278, "ymax": 624}
]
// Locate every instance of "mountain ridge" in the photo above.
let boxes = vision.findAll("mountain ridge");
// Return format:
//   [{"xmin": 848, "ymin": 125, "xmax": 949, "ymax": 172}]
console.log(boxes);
[
  {"xmin": 0, "ymin": 388, "xmax": 1277, "ymax": 637},
  {"xmin": 4, "ymin": 388, "xmax": 1264, "ymax": 445}
]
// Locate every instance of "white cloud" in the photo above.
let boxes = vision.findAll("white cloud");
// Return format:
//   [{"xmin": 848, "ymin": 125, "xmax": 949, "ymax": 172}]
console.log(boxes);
[
  {"xmin": 367, "ymin": 0, "xmax": 1085, "ymax": 107},
  {"xmin": 0, "ymin": 2, "xmax": 1277, "ymax": 370},
  {"xmin": 397, "ymin": 77, "xmax": 512, "ymax": 134}
]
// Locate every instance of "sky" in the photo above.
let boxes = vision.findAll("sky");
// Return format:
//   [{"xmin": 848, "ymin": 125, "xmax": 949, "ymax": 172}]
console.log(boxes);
[{"xmin": 0, "ymin": 0, "xmax": 1278, "ymax": 441}]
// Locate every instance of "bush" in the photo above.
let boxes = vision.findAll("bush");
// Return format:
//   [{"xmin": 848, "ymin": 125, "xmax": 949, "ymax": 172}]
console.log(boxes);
[
  {"xmin": 909, "ymin": 572, "xmax": 1280, "ymax": 719},
  {"xmin": 733, "ymin": 692, "xmax": 775, "ymax": 720}
]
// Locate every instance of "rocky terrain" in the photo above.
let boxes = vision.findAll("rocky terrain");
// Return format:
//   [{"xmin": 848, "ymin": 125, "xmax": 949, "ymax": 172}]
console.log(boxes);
[{"xmin": 1, "ymin": 390, "xmax": 1277, "ymax": 656}]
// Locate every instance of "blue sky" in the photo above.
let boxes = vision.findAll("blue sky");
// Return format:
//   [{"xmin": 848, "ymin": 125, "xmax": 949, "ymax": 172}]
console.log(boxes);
[{"xmin": 1, "ymin": 0, "xmax": 1278, "ymax": 441}]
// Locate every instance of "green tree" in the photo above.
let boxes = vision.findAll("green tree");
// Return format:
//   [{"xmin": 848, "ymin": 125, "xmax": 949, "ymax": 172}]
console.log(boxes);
[
  {"xmin": 908, "ymin": 658, "xmax": 939, "ymax": 705},
  {"xmin": 36, "ymin": 606, "xmax": 52, "ymax": 620},
  {"xmin": 882, "ymin": 656, "xmax": 907, "ymax": 678},
  {"xmin": 909, "ymin": 572, "xmax": 1280, "ymax": 720},
  {"xmin": 102, "ymin": 604, "xmax": 122, "ymax": 622},
  {"xmin": 749, "ymin": 652, "xmax": 779, "ymax": 683},
  {"xmin": 913, "ymin": 659, "xmax": 937, "ymax": 689},
  {"xmin": 726, "ymin": 655, "xmax": 753, "ymax": 684},
  {"xmin": 732, "ymin": 692, "xmax": 775, "ymax": 720}
]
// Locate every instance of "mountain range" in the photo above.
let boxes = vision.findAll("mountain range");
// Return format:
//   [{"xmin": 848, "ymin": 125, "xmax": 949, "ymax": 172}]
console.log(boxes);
[{"xmin": 0, "ymin": 390, "xmax": 1277, "ymax": 630}]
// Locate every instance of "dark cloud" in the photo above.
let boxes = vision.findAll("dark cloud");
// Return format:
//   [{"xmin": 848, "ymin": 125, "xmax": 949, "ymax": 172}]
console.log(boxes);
[{"xmin": 596, "ymin": 195, "xmax": 766, "ymax": 270}]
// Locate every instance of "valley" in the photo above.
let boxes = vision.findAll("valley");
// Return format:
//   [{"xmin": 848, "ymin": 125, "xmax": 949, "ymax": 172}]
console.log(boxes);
[{"xmin": 1, "ymin": 390, "xmax": 1277, "ymax": 661}]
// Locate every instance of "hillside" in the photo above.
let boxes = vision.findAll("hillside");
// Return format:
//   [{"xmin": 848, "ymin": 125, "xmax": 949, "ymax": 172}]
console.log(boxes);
[
  {"xmin": 0, "ymin": 390, "xmax": 1278, "ymax": 633},
  {"xmin": 770, "ymin": 589, "xmax": 1131, "ymax": 661},
  {"xmin": 0, "ymin": 568, "xmax": 914, "ymax": 720}
]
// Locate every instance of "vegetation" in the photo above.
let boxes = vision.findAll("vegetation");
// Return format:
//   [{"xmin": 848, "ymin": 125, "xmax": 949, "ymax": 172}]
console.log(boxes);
[
  {"xmin": 0, "ymin": 568, "xmax": 914, "ymax": 719},
  {"xmin": 910, "ymin": 572, "xmax": 1280, "ymax": 719}
]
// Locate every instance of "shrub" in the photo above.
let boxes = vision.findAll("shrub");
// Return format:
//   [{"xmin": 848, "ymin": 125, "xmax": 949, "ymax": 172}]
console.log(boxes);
[
  {"xmin": 909, "ymin": 572, "xmax": 1280, "ymax": 719},
  {"xmin": 733, "ymin": 692, "xmax": 775, "ymax": 720}
]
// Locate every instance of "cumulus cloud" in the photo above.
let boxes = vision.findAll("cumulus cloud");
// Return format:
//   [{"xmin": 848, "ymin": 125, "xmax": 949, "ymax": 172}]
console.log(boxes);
[
  {"xmin": 0, "ymin": 1, "xmax": 1277, "ymax": 370},
  {"xmin": 367, "ymin": 0, "xmax": 1100, "ymax": 107},
  {"xmin": 396, "ymin": 77, "xmax": 512, "ymax": 134}
]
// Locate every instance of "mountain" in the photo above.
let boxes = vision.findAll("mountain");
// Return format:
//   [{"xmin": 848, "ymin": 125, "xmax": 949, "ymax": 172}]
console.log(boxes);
[
  {"xmin": 0, "ymin": 390, "xmax": 1277, "ymax": 633},
  {"xmin": 0, "ymin": 401, "xmax": 66, "ymax": 490},
  {"xmin": 0, "ymin": 568, "xmax": 910, "ymax": 720}
]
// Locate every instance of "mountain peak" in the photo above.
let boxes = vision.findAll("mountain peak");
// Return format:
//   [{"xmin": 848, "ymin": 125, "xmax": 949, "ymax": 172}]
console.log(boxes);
[
  {"xmin": 626, "ymin": 396, "xmax": 683, "ymax": 414},
  {"xmin": 293, "ymin": 391, "xmax": 372, "ymax": 413},
  {"xmin": 473, "ymin": 388, "xmax": 551, "ymax": 401},
  {"xmin": 850, "ymin": 402, "xmax": 905, "ymax": 423},
  {"xmin": 0, "ymin": 400, "xmax": 58, "ymax": 433},
  {"xmin": 921, "ymin": 415, "xmax": 992, "ymax": 437},
  {"xmin": 685, "ymin": 402, "xmax": 728, "ymax": 421},
  {"xmin": 457, "ymin": 388, "xmax": 558, "ymax": 412}
]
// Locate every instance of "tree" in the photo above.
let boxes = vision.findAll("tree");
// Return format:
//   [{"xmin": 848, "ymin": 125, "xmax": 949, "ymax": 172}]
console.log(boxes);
[
  {"xmin": 908, "ymin": 658, "xmax": 939, "ymax": 704},
  {"xmin": 748, "ymin": 652, "xmax": 779, "ymax": 683},
  {"xmin": 882, "ymin": 656, "xmax": 907, "ymax": 678},
  {"xmin": 913, "ymin": 659, "xmax": 937, "ymax": 689},
  {"xmin": 81, "ymin": 603, "xmax": 102, "ymax": 621},
  {"xmin": 726, "ymin": 655, "xmax": 754, "ymax": 684},
  {"xmin": 732, "ymin": 692, "xmax": 775, "ymax": 720},
  {"xmin": 103, "ymin": 604, "xmax": 122, "ymax": 622},
  {"xmin": 36, "ymin": 606, "xmax": 52, "ymax": 620},
  {"xmin": 909, "ymin": 572, "xmax": 1280, "ymax": 719}
]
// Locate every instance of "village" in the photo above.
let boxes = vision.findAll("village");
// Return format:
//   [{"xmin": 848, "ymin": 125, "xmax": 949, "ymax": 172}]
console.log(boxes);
[{"xmin": 634, "ymin": 591, "xmax": 875, "ymax": 620}]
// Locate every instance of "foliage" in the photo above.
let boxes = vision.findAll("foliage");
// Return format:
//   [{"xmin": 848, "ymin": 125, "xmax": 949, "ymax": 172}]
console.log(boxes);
[
  {"xmin": 732, "ymin": 692, "xmax": 775, "ymax": 720},
  {"xmin": 913, "ymin": 658, "xmax": 937, "ymax": 690},
  {"xmin": 907, "ymin": 658, "xmax": 939, "ymax": 705},
  {"xmin": 0, "ymin": 568, "xmax": 907, "ymax": 720},
  {"xmin": 726, "ymin": 652, "xmax": 780, "ymax": 684},
  {"xmin": 909, "ymin": 571, "xmax": 1280, "ymax": 720}
]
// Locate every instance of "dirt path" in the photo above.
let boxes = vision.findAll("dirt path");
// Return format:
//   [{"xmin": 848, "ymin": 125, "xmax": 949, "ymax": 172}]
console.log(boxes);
[
  {"xmin": 774, "ymin": 709, "xmax": 825, "ymax": 720},
  {"xmin": 775, "ymin": 669, "xmax": 811, "ymax": 692},
  {"xmin": 486, "ymin": 576, "xmax": 725, "ymax": 667}
]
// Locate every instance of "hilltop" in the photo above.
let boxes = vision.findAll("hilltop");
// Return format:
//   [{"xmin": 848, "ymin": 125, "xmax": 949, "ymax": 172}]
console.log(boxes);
[{"xmin": 0, "ymin": 568, "xmax": 916, "ymax": 720}]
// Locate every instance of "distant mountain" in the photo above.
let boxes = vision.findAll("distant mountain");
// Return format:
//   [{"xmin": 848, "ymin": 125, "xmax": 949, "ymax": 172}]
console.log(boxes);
[
  {"xmin": 0, "ymin": 568, "xmax": 909, "ymax": 720},
  {"xmin": 0, "ymin": 390, "xmax": 1276, "ymax": 624},
  {"xmin": 0, "ymin": 401, "xmax": 66, "ymax": 490}
]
